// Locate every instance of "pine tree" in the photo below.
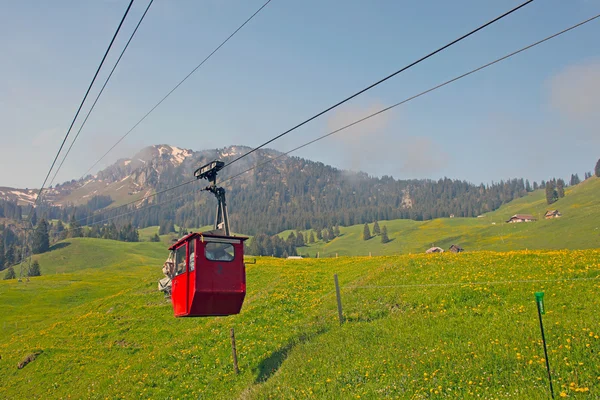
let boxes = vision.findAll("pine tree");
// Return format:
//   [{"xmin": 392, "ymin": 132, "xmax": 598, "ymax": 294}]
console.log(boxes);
[
  {"xmin": 545, "ymin": 180, "xmax": 558, "ymax": 205},
  {"xmin": 525, "ymin": 180, "xmax": 532, "ymax": 192},
  {"xmin": 316, "ymin": 229, "xmax": 322, "ymax": 241},
  {"xmin": 556, "ymin": 179, "xmax": 565, "ymax": 198},
  {"xmin": 334, "ymin": 225, "xmax": 340, "ymax": 237},
  {"xmin": 381, "ymin": 225, "xmax": 390, "ymax": 243},
  {"xmin": 327, "ymin": 226, "xmax": 335, "ymax": 240},
  {"xmin": 69, "ymin": 214, "xmax": 82, "ymax": 238},
  {"xmin": 595, "ymin": 158, "xmax": 600, "ymax": 177},
  {"xmin": 3, "ymin": 266, "xmax": 16, "ymax": 280},
  {"xmin": 30, "ymin": 210, "xmax": 37, "ymax": 227},
  {"xmin": 309, "ymin": 231, "xmax": 315, "ymax": 244},
  {"xmin": 322, "ymin": 230, "xmax": 329, "ymax": 243},
  {"xmin": 570, "ymin": 174, "xmax": 580, "ymax": 186},
  {"xmin": 151, "ymin": 233, "xmax": 160, "ymax": 242},
  {"xmin": 363, "ymin": 223, "xmax": 371, "ymax": 241},
  {"xmin": 28, "ymin": 260, "xmax": 41, "ymax": 277},
  {"xmin": 32, "ymin": 219, "xmax": 50, "ymax": 254},
  {"xmin": 296, "ymin": 231, "xmax": 305, "ymax": 247},
  {"xmin": 5, "ymin": 244, "xmax": 15, "ymax": 266},
  {"xmin": 0, "ymin": 233, "xmax": 5, "ymax": 271},
  {"xmin": 373, "ymin": 220, "xmax": 381, "ymax": 235}
]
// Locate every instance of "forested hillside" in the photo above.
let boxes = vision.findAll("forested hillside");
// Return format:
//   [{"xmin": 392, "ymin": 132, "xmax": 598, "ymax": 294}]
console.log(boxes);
[{"xmin": 2, "ymin": 145, "xmax": 590, "ymax": 238}]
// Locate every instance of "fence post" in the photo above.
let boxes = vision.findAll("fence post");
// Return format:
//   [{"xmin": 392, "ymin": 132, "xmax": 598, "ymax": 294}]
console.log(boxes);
[
  {"xmin": 334, "ymin": 274, "xmax": 344, "ymax": 325},
  {"xmin": 230, "ymin": 328, "xmax": 239, "ymax": 374}
]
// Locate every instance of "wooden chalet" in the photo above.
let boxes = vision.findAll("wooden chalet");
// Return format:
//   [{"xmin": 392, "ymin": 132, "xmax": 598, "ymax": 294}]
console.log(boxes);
[
  {"xmin": 544, "ymin": 210, "xmax": 562, "ymax": 219},
  {"xmin": 449, "ymin": 244, "xmax": 464, "ymax": 253},
  {"xmin": 506, "ymin": 214, "xmax": 536, "ymax": 223}
]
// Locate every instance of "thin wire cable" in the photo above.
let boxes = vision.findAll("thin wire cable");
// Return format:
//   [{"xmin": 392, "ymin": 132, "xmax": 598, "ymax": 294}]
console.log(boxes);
[
  {"xmin": 216, "ymin": 13, "xmax": 600, "ymax": 184},
  {"xmin": 222, "ymin": 0, "xmax": 535, "ymax": 170},
  {"xmin": 344, "ymin": 276, "xmax": 600, "ymax": 290},
  {"xmin": 80, "ymin": 0, "xmax": 274, "ymax": 180},
  {"xmin": 76, "ymin": 13, "xmax": 598, "ymax": 226},
  {"xmin": 31, "ymin": 0, "xmax": 136, "ymax": 213},
  {"xmin": 19, "ymin": 0, "xmax": 136, "ymax": 278},
  {"xmin": 48, "ymin": 0, "xmax": 155, "ymax": 188}
]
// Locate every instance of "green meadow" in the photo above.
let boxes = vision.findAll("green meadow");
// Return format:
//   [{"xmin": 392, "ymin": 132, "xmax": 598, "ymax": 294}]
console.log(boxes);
[
  {"xmin": 1, "ymin": 240, "xmax": 599, "ymax": 399},
  {"xmin": 1, "ymin": 178, "xmax": 599, "ymax": 399},
  {"xmin": 283, "ymin": 177, "xmax": 600, "ymax": 257}
]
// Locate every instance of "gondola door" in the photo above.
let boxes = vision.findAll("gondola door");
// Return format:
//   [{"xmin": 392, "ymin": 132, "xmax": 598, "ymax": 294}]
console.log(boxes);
[
  {"xmin": 171, "ymin": 243, "xmax": 189, "ymax": 316},
  {"xmin": 187, "ymin": 238, "xmax": 196, "ymax": 315}
]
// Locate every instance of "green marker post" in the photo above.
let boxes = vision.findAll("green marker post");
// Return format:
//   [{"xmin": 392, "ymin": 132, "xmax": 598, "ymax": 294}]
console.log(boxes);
[{"xmin": 535, "ymin": 292, "xmax": 554, "ymax": 399}]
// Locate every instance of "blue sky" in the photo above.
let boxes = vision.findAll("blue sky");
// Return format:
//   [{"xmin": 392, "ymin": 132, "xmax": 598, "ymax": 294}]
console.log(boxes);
[{"xmin": 1, "ymin": 0, "xmax": 599, "ymax": 188}]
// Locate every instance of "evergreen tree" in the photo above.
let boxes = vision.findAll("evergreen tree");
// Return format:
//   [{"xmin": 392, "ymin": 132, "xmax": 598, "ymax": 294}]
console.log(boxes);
[
  {"xmin": 3, "ymin": 266, "xmax": 16, "ymax": 280},
  {"xmin": 5, "ymin": 244, "xmax": 15, "ymax": 266},
  {"xmin": 584, "ymin": 171, "xmax": 592, "ymax": 180},
  {"xmin": 334, "ymin": 225, "xmax": 340, "ymax": 237},
  {"xmin": 322, "ymin": 230, "xmax": 329, "ymax": 243},
  {"xmin": 316, "ymin": 229, "xmax": 322, "ymax": 241},
  {"xmin": 533, "ymin": 181, "xmax": 539, "ymax": 190},
  {"xmin": 327, "ymin": 226, "xmax": 335, "ymax": 240},
  {"xmin": 151, "ymin": 233, "xmax": 160, "ymax": 242},
  {"xmin": 381, "ymin": 225, "xmax": 390, "ymax": 244},
  {"xmin": 69, "ymin": 214, "xmax": 82, "ymax": 238},
  {"xmin": 0, "ymin": 233, "xmax": 4, "ymax": 271},
  {"xmin": 28, "ymin": 260, "xmax": 41, "ymax": 277},
  {"xmin": 30, "ymin": 210, "xmax": 37, "ymax": 227},
  {"xmin": 545, "ymin": 180, "xmax": 558, "ymax": 205},
  {"xmin": 556, "ymin": 179, "xmax": 565, "ymax": 198},
  {"xmin": 373, "ymin": 220, "xmax": 381, "ymax": 235},
  {"xmin": 595, "ymin": 158, "xmax": 600, "ymax": 177},
  {"xmin": 308, "ymin": 231, "xmax": 315, "ymax": 244},
  {"xmin": 525, "ymin": 180, "xmax": 532, "ymax": 192},
  {"xmin": 55, "ymin": 220, "xmax": 66, "ymax": 240},
  {"xmin": 570, "ymin": 174, "xmax": 580, "ymax": 186},
  {"xmin": 32, "ymin": 219, "xmax": 50, "ymax": 254},
  {"xmin": 362, "ymin": 223, "xmax": 371, "ymax": 241},
  {"xmin": 296, "ymin": 231, "xmax": 305, "ymax": 247}
]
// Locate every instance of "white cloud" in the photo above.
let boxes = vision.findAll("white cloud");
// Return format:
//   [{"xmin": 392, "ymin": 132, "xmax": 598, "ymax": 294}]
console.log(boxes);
[
  {"xmin": 325, "ymin": 102, "xmax": 450, "ymax": 177},
  {"xmin": 548, "ymin": 60, "xmax": 600, "ymax": 122},
  {"xmin": 397, "ymin": 137, "xmax": 450, "ymax": 175}
]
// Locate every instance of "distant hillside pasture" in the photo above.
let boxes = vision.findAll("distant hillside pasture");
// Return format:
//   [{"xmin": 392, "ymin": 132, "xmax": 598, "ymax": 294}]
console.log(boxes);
[
  {"xmin": 1, "ymin": 239, "xmax": 598, "ymax": 399},
  {"xmin": 288, "ymin": 177, "xmax": 600, "ymax": 257}
]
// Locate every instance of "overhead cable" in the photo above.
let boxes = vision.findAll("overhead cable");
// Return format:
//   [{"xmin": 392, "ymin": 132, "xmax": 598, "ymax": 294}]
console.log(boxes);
[
  {"xmin": 77, "ymin": 12, "xmax": 599, "ymax": 226},
  {"xmin": 48, "ymin": 0, "xmax": 155, "ymax": 188},
  {"xmin": 222, "ymin": 0, "xmax": 535, "ymax": 169},
  {"xmin": 31, "ymin": 0, "xmax": 136, "ymax": 212},
  {"xmin": 80, "ymin": 0, "xmax": 274, "ymax": 180}
]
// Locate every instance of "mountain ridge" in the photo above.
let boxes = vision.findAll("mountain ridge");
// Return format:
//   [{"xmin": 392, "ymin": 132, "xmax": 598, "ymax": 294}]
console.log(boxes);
[{"xmin": 0, "ymin": 144, "xmax": 557, "ymax": 235}]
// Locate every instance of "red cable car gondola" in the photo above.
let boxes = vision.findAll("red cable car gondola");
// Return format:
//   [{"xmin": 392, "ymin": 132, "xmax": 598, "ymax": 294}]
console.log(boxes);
[{"xmin": 159, "ymin": 160, "xmax": 248, "ymax": 317}]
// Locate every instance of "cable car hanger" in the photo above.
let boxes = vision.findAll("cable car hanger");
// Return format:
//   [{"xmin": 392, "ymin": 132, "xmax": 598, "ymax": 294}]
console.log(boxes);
[{"xmin": 194, "ymin": 160, "xmax": 230, "ymax": 236}]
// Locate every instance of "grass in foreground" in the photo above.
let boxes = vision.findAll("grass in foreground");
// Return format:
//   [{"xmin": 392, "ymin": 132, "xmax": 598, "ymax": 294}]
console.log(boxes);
[{"xmin": 1, "ymin": 238, "xmax": 599, "ymax": 399}]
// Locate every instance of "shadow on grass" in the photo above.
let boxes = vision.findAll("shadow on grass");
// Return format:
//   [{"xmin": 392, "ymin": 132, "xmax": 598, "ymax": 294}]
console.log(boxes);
[
  {"xmin": 254, "ymin": 327, "xmax": 328, "ymax": 384},
  {"xmin": 48, "ymin": 242, "xmax": 71, "ymax": 252}
]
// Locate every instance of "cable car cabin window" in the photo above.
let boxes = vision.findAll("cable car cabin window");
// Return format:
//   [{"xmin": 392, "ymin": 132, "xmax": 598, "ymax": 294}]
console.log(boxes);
[
  {"xmin": 189, "ymin": 240, "xmax": 195, "ymax": 271},
  {"xmin": 205, "ymin": 242, "xmax": 235, "ymax": 262},
  {"xmin": 175, "ymin": 245, "xmax": 187, "ymax": 275}
]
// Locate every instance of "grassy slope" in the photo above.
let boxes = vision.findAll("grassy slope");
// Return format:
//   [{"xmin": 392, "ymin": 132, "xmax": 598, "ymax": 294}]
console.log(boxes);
[
  {"xmin": 1, "ymin": 238, "xmax": 599, "ymax": 399},
  {"xmin": 286, "ymin": 177, "xmax": 600, "ymax": 257}
]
